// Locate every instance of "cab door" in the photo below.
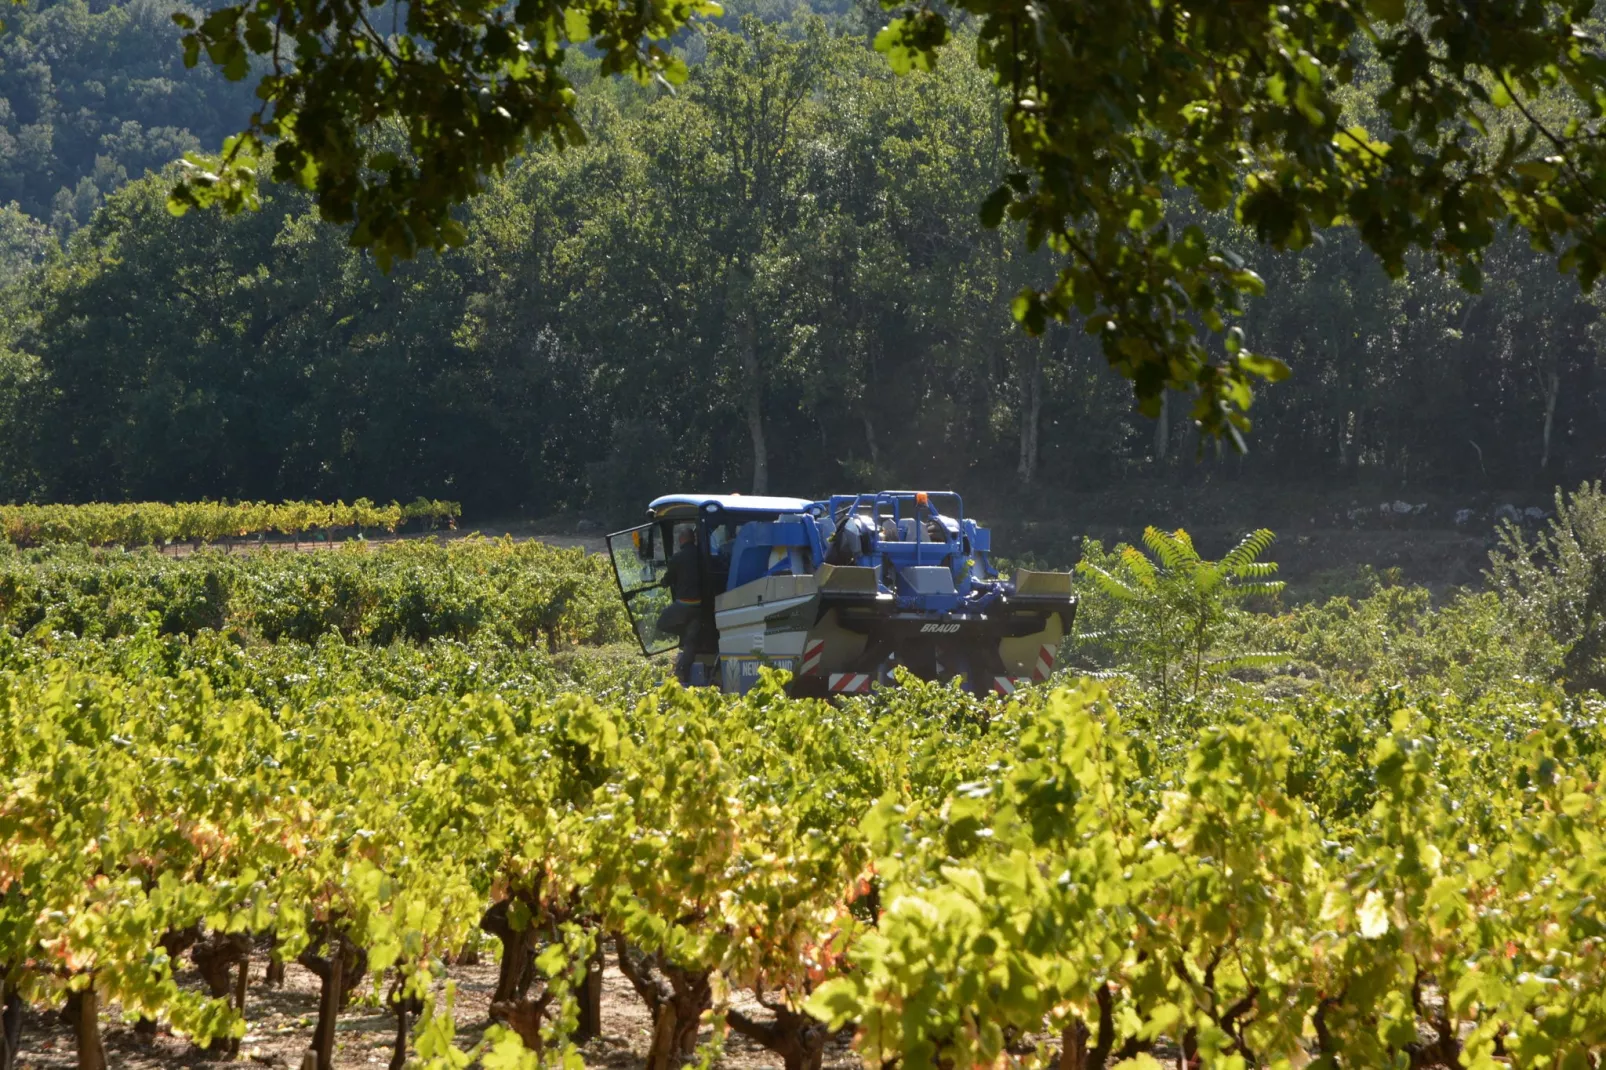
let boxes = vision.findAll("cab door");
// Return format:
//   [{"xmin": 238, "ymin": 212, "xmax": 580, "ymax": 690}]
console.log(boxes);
[{"xmin": 605, "ymin": 522, "xmax": 679, "ymax": 656}]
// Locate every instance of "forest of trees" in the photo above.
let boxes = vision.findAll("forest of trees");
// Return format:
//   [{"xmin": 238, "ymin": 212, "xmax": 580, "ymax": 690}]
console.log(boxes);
[{"xmin": 0, "ymin": 0, "xmax": 1602, "ymax": 522}]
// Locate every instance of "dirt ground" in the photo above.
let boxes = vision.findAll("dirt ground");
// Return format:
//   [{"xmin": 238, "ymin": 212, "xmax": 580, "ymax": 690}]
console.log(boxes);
[{"xmin": 9, "ymin": 957, "xmax": 858, "ymax": 1070}]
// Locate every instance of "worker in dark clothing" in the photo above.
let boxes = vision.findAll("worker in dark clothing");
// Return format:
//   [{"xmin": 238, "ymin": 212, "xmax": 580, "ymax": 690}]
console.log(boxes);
[
  {"xmin": 662, "ymin": 527, "xmax": 701, "ymax": 602},
  {"xmin": 658, "ymin": 527, "xmax": 704, "ymax": 684}
]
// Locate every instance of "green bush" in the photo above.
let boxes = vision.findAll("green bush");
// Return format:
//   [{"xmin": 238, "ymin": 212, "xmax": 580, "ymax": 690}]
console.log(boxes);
[
  {"xmin": 1489, "ymin": 481, "xmax": 1606, "ymax": 692},
  {"xmin": 1263, "ymin": 580, "xmax": 1538, "ymax": 695}
]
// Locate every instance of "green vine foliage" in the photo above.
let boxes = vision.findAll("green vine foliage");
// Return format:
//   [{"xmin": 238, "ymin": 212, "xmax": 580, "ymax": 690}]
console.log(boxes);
[
  {"xmin": 0, "ymin": 498, "xmax": 460, "ymax": 548},
  {"xmin": 3, "ymin": 540, "xmax": 1606, "ymax": 1068},
  {"xmin": 809, "ymin": 680, "xmax": 1606, "ymax": 1070},
  {"xmin": 9, "ymin": 500, "xmax": 1606, "ymax": 1069},
  {"xmin": 0, "ymin": 538, "xmax": 627, "ymax": 650}
]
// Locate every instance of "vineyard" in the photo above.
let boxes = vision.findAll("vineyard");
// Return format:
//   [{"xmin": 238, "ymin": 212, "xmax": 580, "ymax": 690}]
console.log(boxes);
[
  {"xmin": 0, "ymin": 538, "xmax": 625, "ymax": 652},
  {"xmin": 5, "ymin": 495, "xmax": 1606, "ymax": 1070},
  {"xmin": 0, "ymin": 500, "xmax": 461, "ymax": 549}
]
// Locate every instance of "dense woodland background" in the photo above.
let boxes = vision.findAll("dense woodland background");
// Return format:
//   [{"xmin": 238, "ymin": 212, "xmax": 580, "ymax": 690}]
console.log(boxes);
[{"xmin": 0, "ymin": 0, "xmax": 1601, "ymax": 534}]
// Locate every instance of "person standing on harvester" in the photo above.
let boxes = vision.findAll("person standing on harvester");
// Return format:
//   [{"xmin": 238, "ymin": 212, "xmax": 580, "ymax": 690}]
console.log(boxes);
[{"xmin": 660, "ymin": 526, "xmax": 703, "ymax": 684}]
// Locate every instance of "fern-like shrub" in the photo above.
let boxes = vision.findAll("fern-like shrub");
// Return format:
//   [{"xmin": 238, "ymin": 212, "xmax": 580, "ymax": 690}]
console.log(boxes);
[{"xmin": 1074, "ymin": 527, "xmax": 1286, "ymax": 715}]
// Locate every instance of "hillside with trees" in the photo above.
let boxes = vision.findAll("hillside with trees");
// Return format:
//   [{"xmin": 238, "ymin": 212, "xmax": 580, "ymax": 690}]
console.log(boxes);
[
  {"xmin": 0, "ymin": 0, "xmax": 255, "ymax": 235},
  {"xmin": 0, "ymin": 1, "xmax": 1602, "ymax": 531}
]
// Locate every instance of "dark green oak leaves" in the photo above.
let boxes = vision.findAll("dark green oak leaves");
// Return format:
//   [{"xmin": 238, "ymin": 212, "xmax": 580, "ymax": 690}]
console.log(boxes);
[{"xmin": 162, "ymin": 0, "xmax": 715, "ymax": 264}]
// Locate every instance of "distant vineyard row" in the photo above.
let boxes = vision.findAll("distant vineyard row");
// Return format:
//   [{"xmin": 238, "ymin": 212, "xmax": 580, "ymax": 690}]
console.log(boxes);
[
  {"xmin": 0, "ymin": 498, "xmax": 461, "ymax": 547},
  {"xmin": 0, "ymin": 538, "xmax": 626, "ymax": 649}
]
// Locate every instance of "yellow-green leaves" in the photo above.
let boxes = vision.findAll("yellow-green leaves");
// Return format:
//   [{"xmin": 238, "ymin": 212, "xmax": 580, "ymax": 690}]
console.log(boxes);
[
  {"xmin": 820, "ymin": 675, "xmax": 1606, "ymax": 1070},
  {"xmin": 1357, "ymin": 889, "xmax": 1390, "ymax": 939},
  {"xmin": 9, "ymin": 604, "xmax": 1606, "ymax": 1070},
  {"xmin": 873, "ymin": 11, "xmax": 949, "ymax": 75}
]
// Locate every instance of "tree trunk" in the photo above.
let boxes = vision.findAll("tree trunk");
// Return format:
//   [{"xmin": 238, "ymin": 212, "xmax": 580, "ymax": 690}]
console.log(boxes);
[
  {"xmin": 480, "ymin": 899, "xmax": 538, "ymax": 1004},
  {"xmin": 388, "ymin": 987, "xmax": 423, "ymax": 1070},
  {"xmin": 861, "ymin": 409, "xmax": 880, "ymax": 475},
  {"xmin": 1056, "ymin": 984, "xmax": 1124, "ymax": 1070},
  {"xmin": 740, "ymin": 322, "xmax": 769, "ymax": 496},
  {"xmin": 1153, "ymin": 390, "xmax": 1170, "ymax": 463},
  {"xmin": 388, "ymin": 1007, "xmax": 409, "ymax": 1070},
  {"xmin": 724, "ymin": 250, "xmax": 769, "ymax": 496},
  {"xmin": 299, "ymin": 932, "xmax": 366, "ymax": 1070},
  {"xmin": 228, "ymin": 949, "xmax": 250, "ymax": 1056},
  {"xmin": 489, "ymin": 991, "xmax": 554, "ymax": 1053},
  {"xmin": 647, "ymin": 1003, "xmax": 681, "ymax": 1070},
  {"xmin": 727, "ymin": 1005, "xmax": 826, "ymax": 1070},
  {"xmin": 575, "ymin": 943, "xmax": 604, "ymax": 1041},
  {"xmin": 613, "ymin": 936, "xmax": 710, "ymax": 1070},
  {"xmin": 1017, "ymin": 345, "xmax": 1043, "ymax": 487},
  {"xmin": 235, "ymin": 951, "xmax": 250, "ymax": 1013},
  {"xmin": 65, "ymin": 987, "xmax": 106, "ymax": 1070},
  {"xmin": 265, "ymin": 931, "xmax": 286, "ymax": 987},
  {"xmin": 148, "ymin": 922, "xmax": 202, "ymax": 1033},
  {"xmin": 193, "ymin": 930, "xmax": 252, "ymax": 1057},
  {"xmin": 1057, "ymin": 1018, "xmax": 1090, "ymax": 1070},
  {"xmin": 161, "ymin": 925, "xmax": 201, "ymax": 961},
  {"xmin": 2, "ymin": 982, "xmax": 23, "ymax": 1070},
  {"xmin": 193, "ymin": 931, "xmax": 251, "ymax": 999},
  {"xmin": 1541, "ymin": 369, "xmax": 1561, "ymax": 471},
  {"xmin": 309, "ymin": 936, "xmax": 344, "ymax": 1070},
  {"xmin": 677, "ymin": 1002, "xmax": 700, "ymax": 1059}
]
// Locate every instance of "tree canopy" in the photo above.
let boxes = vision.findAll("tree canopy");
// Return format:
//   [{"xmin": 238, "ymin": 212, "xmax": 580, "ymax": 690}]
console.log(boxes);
[
  {"xmin": 2, "ymin": 12, "xmax": 1603, "ymax": 521},
  {"xmin": 0, "ymin": 0, "xmax": 255, "ymax": 232},
  {"xmin": 150, "ymin": 0, "xmax": 1606, "ymax": 437}
]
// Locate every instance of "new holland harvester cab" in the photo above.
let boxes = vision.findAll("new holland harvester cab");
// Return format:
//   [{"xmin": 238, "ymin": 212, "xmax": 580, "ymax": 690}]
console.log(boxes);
[{"xmin": 605, "ymin": 491, "xmax": 1076, "ymax": 695}]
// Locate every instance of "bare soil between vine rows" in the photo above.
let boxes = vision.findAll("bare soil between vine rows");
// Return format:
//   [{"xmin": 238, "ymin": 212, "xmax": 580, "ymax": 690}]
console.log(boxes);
[{"xmin": 10, "ymin": 958, "xmax": 858, "ymax": 1069}]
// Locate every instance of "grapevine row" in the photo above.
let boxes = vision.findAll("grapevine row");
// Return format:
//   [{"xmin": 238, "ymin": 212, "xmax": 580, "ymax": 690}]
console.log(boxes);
[
  {"xmin": 0, "ymin": 498, "xmax": 460, "ymax": 548},
  {"xmin": 0, "ymin": 667, "xmax": 901, "ymax": 1070},
  {"xmin": 0, "ymin": 537, "xmax": 629, "ymax": 651},
  {"xmin": 5, "ymin": 661, "xmax": 1606, "ymax": 1069}
]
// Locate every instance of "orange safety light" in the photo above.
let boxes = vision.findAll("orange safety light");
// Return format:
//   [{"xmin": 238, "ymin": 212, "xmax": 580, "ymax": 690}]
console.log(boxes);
[{"xmin": 915, "ymin": 492, "xmax": 928, "ymax": 505}]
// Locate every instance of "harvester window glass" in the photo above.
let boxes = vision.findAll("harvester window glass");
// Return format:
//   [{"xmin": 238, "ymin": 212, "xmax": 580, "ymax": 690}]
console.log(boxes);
[{"xmin": 604, "ymin": 522, "xmax": 680, "ymax": 656}]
